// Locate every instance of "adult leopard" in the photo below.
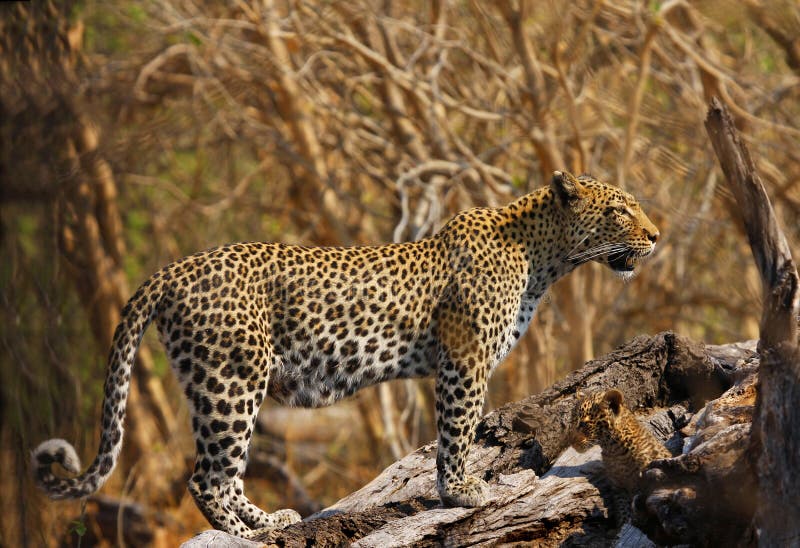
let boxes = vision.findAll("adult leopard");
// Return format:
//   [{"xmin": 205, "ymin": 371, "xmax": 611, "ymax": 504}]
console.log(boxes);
[{"xmin": 34, "ymin": 171, "xmax": 659, "ymax": 538}]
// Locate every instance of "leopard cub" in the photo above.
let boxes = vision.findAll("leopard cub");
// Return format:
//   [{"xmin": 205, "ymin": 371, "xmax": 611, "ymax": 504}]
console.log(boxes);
[{"xmin": 570, "ymin": 389, "xmax": 670, "ymax": 523}]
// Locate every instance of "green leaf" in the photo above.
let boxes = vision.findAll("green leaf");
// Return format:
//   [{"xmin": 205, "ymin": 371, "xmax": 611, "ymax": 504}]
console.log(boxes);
[
  {"xmin": 70, "ymin": 519, "xmax": 87, "ymax": 537},
  {"xmin": 186, "ymin": 31, "xmax": 203, "ymax": 46}
]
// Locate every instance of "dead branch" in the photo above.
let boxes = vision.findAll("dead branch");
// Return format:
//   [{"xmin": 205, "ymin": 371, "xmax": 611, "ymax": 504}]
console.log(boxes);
[
  {"xmin": 634, "ymin": 97, "xmax": 800, "ymax": 547},
  {"xmin": 705, "ymin": 97, "xmax": 800, "ymax": 547}
]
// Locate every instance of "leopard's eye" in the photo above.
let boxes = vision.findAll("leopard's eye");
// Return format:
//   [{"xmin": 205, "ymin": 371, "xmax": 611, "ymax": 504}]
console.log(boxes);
[{"xmin": 606, "ymin": 202, "xmax": 629, "ymax": 216}]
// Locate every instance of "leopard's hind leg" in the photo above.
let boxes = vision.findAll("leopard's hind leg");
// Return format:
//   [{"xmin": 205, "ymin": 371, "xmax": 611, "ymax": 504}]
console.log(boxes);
[
  {"xmin": 168, "ymin": 320, "xmax": 299, "ymax": 537},
  {"xmin": 185, "ymin": 385, "xmax": 299, "ymax": 537}
]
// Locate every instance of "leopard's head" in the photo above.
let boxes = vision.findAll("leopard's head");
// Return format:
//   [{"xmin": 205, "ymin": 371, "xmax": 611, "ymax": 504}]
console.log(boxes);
[
  {"xmin": 569, "ymin": 389, "xmax": 624, "ymax": 452},
  {"xmin": 551, "ymin": 171, "xmax": 659, "ymax": 279}
]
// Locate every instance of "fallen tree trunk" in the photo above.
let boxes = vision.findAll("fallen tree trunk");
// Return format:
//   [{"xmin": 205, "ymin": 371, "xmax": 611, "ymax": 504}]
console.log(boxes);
[{"xmin": 183, "ymin": 332, "xmax": 755, "ymax": 547}]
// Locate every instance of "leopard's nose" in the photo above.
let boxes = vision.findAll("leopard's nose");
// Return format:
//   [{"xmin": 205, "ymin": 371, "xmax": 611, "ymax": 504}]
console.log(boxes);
[{"xmin": 647, "ymin": 231, "xmax": 659, "ymax": 243}]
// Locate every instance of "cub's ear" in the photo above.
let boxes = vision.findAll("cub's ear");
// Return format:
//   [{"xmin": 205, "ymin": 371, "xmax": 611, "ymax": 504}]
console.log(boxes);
[
  {"xmin": 551, "ymin": 170, "xmax": 586, "ymax": 211},
  {"xmin": 604, "ymin": 389, "xmax": 624, "ymax": 415}
]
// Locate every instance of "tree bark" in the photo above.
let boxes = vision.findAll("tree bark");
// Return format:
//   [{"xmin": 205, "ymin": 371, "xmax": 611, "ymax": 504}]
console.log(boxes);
[{"xmin": 704, "ymin": 97, "xmax": 800, "ymax": 547}]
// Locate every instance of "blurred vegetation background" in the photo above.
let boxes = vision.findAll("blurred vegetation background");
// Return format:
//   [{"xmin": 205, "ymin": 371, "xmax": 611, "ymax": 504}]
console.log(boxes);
[{"xmin": 1, "ymin": 0, "xmax": 798, "ymax": 545}]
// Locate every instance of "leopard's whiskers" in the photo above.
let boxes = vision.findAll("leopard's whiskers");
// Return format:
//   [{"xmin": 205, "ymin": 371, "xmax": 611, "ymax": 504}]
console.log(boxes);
[{"xmin": 567, "ymin": 243, "xmax": 628, "ymax": 262}]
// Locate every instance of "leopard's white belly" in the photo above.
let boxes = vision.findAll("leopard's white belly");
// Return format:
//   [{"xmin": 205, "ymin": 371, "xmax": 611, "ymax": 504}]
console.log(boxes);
[{"xmin": 493, "ymin": 294, "xmax": 541, "ymax": 368}]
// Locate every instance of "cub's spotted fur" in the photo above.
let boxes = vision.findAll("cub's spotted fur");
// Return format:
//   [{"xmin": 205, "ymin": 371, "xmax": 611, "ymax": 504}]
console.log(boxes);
[
  {"xmin": 570, "ymin": 389, "xmax": 671, "ymax": 523},
  {"xmin": 34, "ymin": 172, "xmax": 658, "ymax": 538}
]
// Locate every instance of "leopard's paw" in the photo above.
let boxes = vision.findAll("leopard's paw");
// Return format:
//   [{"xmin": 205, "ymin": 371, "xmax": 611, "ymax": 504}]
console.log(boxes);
[
  {"xmin": 273, "ymin": 508, "xmax": 302, "ymax": 527},
  {"xmin": 241, "ymin": 509, "xmax": 302, "ymax": 540},
  {"xmin": 439, "ymin": 475, "xmax": 490, "ymax": 507}
]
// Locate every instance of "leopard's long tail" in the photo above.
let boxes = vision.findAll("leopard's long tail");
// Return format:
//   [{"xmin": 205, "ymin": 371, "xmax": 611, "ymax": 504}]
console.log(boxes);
[{"xmin": 32, "ymin": 275, "xmax": 164, "ymax": 500}]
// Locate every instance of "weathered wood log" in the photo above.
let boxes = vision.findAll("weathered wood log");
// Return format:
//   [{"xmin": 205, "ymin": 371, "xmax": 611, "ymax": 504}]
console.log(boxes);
[
  {"xmin": 636, "ymin": 362, "xmax": 759, "ymax": 545},
  {"xmin": 704, "ymin": 97, "xmax": 800, "ymax": 547},
  {"xmin": 182, "ymin": 332, "xmax": 755, "ymax": 547}
]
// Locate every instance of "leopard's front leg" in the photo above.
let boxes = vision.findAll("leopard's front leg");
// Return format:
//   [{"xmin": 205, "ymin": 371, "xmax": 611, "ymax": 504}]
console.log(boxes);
[{"xmin": 434, "ymin": 351, "xmax": 490, "ymax": 507}]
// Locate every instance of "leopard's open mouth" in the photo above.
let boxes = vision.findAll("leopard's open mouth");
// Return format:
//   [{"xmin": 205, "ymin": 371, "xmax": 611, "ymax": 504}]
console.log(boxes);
[{"xmin": 607, "ymin": 249, "xmax": 649, "ymax": 272}]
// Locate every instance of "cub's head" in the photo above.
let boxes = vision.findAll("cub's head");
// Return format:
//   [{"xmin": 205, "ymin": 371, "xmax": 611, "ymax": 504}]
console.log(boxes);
[
  {"xmin": 569, "ymin": 389, "xmax": 625, "ymax": 452},
  {"xmin": 551, "ymin": 171, "xmax": 659, "ymax": 278}
]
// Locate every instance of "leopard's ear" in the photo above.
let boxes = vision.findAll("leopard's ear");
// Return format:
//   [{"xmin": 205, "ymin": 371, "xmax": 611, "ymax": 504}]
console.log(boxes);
[
  {"xmin": 551, "ymin": 170, "xmax": 586, "ymax": 211},
  {"xmin": 604, "ymin": 389, "xmax": 624, "ymax": 415},
  {"xmin": 575, "ymin": 389, "xmax": 586, "ymax": 400}
]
